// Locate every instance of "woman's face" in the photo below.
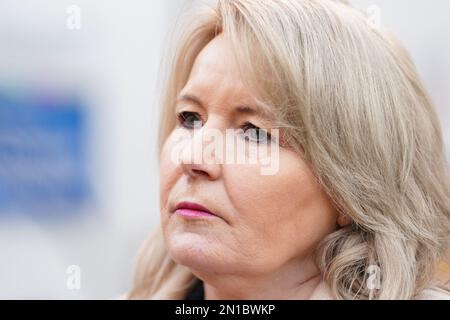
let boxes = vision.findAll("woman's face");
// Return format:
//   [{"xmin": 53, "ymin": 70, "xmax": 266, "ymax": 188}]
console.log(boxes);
[{"xmin": 160, "ymin": 34, "xmax": 338, "ymax": 278}]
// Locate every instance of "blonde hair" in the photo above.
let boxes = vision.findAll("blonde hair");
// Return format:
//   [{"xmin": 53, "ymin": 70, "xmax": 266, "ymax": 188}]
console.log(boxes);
[{"xmin": 128, "ymin": 0, "xmax": 450, "ymax": 299}]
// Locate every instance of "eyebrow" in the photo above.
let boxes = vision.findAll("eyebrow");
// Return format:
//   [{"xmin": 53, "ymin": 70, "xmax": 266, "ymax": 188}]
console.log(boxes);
[{"xmin": 177, "ymin": 93, "xmax": 274, "ymax": 121}]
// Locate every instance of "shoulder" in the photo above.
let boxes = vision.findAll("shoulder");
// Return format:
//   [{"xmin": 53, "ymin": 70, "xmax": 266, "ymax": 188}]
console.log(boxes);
[
  {"xmin": 311, "ymin": 279, "xmax": 450, "ymax": 300},
  {"xmin": 414, "ymin": 287, "xmax": 450, "ymax": 300}
]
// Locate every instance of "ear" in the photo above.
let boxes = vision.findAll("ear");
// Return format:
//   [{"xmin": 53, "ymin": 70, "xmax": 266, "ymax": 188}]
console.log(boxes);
[{"xmin": 337, "ymin": 212, "xmax": 351, "ymax": 227}]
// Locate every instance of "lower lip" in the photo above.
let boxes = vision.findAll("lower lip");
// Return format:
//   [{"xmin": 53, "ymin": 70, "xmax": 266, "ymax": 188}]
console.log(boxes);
[{"xmin": 175, "ymin": 208, "xmax": 215, "ymax": 218}]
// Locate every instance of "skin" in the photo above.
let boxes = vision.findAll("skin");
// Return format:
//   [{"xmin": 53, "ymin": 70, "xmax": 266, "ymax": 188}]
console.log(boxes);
[{"xmin": 159, "ymin": 33, "xmax": 340, "ymax": 299}]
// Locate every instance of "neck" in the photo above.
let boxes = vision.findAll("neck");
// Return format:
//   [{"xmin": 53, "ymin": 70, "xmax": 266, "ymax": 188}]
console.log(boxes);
[{"xmin": 197, "ymin": 256, "xmax": 322, "ymax": 300}]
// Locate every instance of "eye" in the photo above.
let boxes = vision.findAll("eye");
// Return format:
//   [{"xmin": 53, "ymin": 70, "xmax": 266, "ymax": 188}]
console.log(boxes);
[
  {"xmin": 177, "ymin": 111, "xmax": 203, "ymax": 129},
  {"xmin": 242, "ymin": 122, "xmax": 272, "ymax": 144}
]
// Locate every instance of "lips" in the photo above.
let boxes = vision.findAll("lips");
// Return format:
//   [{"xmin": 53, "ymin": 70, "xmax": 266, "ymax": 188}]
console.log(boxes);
[{"xmin": 173, "ymin": 201, "xmax": 216, "ymax": 218}]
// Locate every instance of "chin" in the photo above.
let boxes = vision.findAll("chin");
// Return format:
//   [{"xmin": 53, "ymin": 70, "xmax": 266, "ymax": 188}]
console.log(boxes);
[{"xmin": 166, "ymin": 231, "xmax": 227, "ymax": 274}]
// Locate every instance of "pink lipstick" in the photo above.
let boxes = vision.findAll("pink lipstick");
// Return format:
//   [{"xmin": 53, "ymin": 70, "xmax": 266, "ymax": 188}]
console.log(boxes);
[{"xmin": 174, "ymin": 201, "xmax": 215, "ymax": 218}]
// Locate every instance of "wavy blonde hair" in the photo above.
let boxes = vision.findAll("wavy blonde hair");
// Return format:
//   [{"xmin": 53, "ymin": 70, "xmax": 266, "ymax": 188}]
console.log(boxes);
[{"xmin": 128, "ymin": 0, "xmax": 450, "ymax": 299}]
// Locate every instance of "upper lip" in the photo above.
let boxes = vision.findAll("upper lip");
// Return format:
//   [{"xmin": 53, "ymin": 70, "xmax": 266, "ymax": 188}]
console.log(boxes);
[{"xmin": 173, "ymin": 201, "xmax": 215, "ymax": 215}]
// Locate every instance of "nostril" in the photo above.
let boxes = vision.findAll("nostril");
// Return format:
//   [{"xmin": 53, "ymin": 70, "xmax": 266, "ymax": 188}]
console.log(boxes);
[
  {"xmin": 192, "ymin": 168, "xmax": 208, "ymax": 176},
  {"xmin": 181, "ymin": 162, "xmax": 219, "ymax": 180}
]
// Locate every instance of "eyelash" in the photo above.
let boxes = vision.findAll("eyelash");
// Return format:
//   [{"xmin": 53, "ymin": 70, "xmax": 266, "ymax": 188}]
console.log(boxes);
[{"xmin": 176, "ymin": 111, "xmax": 272, "ymax": 144}]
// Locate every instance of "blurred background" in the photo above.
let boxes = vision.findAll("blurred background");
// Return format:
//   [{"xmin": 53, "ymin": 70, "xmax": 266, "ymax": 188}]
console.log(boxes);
[{"xmin": 0, "ymin": 0, "xmax": 449, "ymax": 299}]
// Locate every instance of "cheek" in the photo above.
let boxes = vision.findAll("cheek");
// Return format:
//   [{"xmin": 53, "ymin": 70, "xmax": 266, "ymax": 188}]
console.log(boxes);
[
  {"xmin": 159, "ymin": 136, "xmax": 182, "ymax": 212},
  {"xmin": 225, "ymin": 151, "xmax": 337, "ymax": 256}
]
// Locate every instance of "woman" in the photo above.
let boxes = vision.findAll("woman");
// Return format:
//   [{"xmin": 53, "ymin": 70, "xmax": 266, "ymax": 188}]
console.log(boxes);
[{"xmin": 128, "ymin": 0, "xmax": 450, "ymax": 299}]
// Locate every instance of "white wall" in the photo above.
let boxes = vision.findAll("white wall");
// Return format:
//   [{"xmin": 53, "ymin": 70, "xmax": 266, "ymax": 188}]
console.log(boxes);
[{"xmin": 0, "ymin": 0, "xmax": 185, "ymax": 299}]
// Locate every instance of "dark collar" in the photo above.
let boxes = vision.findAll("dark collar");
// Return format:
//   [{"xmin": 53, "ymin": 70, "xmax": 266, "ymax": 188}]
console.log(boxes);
[{"xmin": 185, "ymin": 279, "xmax": 204, "ymax": 300}]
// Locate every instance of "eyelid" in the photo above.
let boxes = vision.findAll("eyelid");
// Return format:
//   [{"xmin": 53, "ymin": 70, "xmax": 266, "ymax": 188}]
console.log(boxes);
[
  {"xmin": 243, "ymin": 121, "xmax": 271, "ymax": 134},
  {"xmin": 177, "ymin": 109, "xmax": 204, "ymax": 119},
  {"xmin": 176, "ymin": 111, "xmax": 273, "ymax": 142},
  {"xmin": 242, "ymin": 122, "xmax": 273, "ymax": 143},
  {"xmin": 177, "ymin": 110, "xmax": 202, "ymax": 120},
  {"xmin": 176, "ymin": 110, "xmax": 204, "ymax": 129}
]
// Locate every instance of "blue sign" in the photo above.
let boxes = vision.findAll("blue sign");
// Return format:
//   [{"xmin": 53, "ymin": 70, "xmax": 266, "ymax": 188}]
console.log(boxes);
[{"xmin": 0, "ymin": 87, "xmax": 91, "ymax": 217}]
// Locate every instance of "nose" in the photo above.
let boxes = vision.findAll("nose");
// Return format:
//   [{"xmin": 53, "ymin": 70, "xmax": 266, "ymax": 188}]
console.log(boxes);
[{"xmin": 178, "ymin": 126, "xmax": 222, "ymax": 180}]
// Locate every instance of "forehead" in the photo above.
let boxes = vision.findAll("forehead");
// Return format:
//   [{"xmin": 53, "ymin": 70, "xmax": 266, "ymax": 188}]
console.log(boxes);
[
  {"xmin": 185, "ymin": 34, "xmax": 247, "ymax": 100},
  {"xmin": 181, "ymin": 35, "xmax": 274, "ymax": 120},
  {"xmin": 190, "ymin": 34, "xmax": 240, "ymax": 82}
]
